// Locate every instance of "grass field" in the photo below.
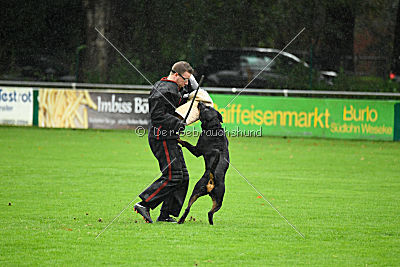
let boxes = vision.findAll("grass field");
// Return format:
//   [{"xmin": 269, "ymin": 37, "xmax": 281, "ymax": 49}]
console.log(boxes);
[{"xmin": 1, "ymin": 126, "xmax": 399, "ymax": 266}]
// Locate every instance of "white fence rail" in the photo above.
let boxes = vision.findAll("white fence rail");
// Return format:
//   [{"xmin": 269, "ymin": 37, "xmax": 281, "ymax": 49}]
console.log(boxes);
[{"xmin": 1, "ymin": 80, "xmax": 400, "ymax": 98}]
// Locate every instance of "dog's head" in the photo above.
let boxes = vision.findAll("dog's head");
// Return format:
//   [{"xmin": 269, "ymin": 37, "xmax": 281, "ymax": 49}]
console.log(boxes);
[{"xmin": 198, "ymin": 102, "xmax": 223, "ymax": 129}]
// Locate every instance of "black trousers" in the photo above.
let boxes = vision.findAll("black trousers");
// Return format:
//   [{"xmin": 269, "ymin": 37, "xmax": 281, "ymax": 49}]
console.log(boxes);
[{"xmin": 139, "ymin": 137, "xmax": 189, "ymax": 217}]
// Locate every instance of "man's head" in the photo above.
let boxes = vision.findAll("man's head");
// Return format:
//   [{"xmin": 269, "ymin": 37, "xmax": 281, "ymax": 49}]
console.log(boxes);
[{"xmin": 168, "ymin": 61, "xmax": 194, "ymax": 88}]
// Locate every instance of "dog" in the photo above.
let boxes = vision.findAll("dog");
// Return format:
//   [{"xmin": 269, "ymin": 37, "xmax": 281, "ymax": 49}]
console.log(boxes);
[{"xmin": 177, "ymin": 102, "xmax": 229, "ymax": 225}]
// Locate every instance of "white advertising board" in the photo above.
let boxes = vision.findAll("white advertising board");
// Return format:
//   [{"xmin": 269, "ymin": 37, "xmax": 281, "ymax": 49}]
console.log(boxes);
[{"xmin": 0, "ymin": 87, "xmax": 33, "ymax": 126}]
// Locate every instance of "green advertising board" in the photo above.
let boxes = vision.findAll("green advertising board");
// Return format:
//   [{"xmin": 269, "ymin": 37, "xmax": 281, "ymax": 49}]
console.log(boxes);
[
  {"xmin": 190, "ymin": 94, "xmax": 400, "ymax": 141},
  {"xmin": 30, "ymin": 88, "xmax": 399, "ymax": 141}
]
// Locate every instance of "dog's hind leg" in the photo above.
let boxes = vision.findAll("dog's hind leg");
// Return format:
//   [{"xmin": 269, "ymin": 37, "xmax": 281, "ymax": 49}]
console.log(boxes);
[
  {"xmin": 208, "ymin": 197, "xmax": 220, "ymax": 225},
  {"xmin": 205, "ymin": 150, "xmax": 220, "ymax": 193},
  {"xmin": 208, "ymin": 196, "xmax": 223, "ymax": 225},
  {"xmin": 178, "ymin": 194, "xmax": 200, "ymax": 224},
  {"xmin": 178, "ymin": 178, "xmax": 208, "ymax": 224},
  {"xmin": 208, "ymin": 185, "xmax": 225, "ymax": 225}
]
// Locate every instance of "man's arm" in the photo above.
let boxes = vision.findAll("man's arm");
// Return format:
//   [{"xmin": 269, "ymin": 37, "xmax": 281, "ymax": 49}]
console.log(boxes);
[{"xmin": 150, "ymin": 92, "xmax": 185, "ymax": 132}]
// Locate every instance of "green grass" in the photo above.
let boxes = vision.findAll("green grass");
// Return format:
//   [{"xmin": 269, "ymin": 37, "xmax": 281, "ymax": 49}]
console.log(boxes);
[{"xmin": 1, "ymin": 126, "xmax": 399, "ymax": 266}]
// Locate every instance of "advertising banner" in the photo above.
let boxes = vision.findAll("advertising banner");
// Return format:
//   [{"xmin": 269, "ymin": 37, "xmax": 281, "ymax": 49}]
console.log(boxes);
[
  {"xmin": 35, "ymin": 88, "xmax": 399, "ymax": 141},
  {"xmin": 38, "ymin": 89, "xmax": 149, "ymax": 129},
  {"xmin": 209, "ymin": 94, "xmax": 399, "ymax": 141},
  {"xmin": 0, "ymin": 87, "xmax": 33, "ymax": 126},
  {"xmin": 88, "ymin": 92, "xmax": 149, "ymax": 129}
]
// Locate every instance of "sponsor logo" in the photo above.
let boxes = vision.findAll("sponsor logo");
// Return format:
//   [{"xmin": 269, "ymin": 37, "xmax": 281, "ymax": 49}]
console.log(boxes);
[
  {"xmin": 0, "ymin": 89, "xmax": 32, "ymax": 103},
  {"xmin": 97, "ymin": 95, "xmax": 132, "ymax": 113},
  {"xmin": 96, "ymin": 95, "xmax": 149, "ymax": 114}
]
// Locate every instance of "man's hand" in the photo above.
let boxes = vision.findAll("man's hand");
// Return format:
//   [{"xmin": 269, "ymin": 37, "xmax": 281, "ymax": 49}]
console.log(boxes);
[
  {"xmin": 186, "ymin": 79, "xmax": 193, "ymax": 93},
  {"xmin": 182, "ymin": 75, "xmax": 199, "ymax": 95},
  {"xmin": 182, "ymin": 93, "xmax": 189, "ymax": 102},
  {"xmin": 189, "ymin": 75, "xmax": 199, "ymax": 91}
]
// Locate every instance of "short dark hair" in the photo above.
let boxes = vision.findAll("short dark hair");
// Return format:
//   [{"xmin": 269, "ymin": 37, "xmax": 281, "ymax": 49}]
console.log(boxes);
[{"xmin": 171, "ymin": 61, "xmax": 193, "ymax": 75}]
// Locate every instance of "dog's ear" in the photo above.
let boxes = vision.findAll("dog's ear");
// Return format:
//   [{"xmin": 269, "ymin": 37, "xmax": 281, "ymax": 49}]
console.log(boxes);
[{"xmin": 217, "ymin": 111, "xmax": 223, "ymax": 123}]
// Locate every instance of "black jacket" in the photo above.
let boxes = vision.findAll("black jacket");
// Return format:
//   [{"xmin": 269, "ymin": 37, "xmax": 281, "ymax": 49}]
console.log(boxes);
[{"xmin": 148, "ymin": 77, "xmax": 187, "ymax": 140}]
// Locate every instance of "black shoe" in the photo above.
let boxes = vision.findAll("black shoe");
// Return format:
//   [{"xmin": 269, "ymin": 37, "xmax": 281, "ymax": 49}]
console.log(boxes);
[
  {"xmin": 134, "ymin": 203, "xmax": 153, "ymax": 223},
  {"xmin": 156, "ymin": 215, "xmax": 177, "ymax": 223}
]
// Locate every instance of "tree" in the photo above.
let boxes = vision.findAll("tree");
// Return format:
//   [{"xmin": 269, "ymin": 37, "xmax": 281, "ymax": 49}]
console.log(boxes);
[
  {"xmin": 318, "ymin": 1, "xmax": 356, "ymax": 71},
  {"xmin": 392, "ymin": 0, "xmax": 400, "ymax": 74},
  {"xmin": 82, "ymin": 0, "xmax": 112, "ymax": 82},
  {"xmin": 0, "ymin": 0, "xmax": 84, "ymax": 78}
]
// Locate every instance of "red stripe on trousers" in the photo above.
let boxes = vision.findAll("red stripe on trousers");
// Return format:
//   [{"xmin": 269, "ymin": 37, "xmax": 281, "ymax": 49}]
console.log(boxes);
[
  {"xmin": 156, "ymin": 126, "xmax": 162, "ymax": 140},
  {"xmin": 145, "ymin": 140, "xmax": 172, "ymax": 202}
]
